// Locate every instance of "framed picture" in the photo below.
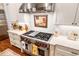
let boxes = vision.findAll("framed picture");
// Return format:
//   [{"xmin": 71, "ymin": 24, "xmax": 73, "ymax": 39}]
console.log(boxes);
[{"xmin": 34, "ymin": 15, "xmax": 48, "ymax": 28}]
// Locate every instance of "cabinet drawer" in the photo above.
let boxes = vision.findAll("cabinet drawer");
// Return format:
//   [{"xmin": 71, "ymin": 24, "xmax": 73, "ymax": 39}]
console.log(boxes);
[
  {"xmin": 55, "ymin": 45, "xmax": 79, "ymax": 56},
  {"xmin": 55, "ymin": 48, "xmax": 76, "ymax": 56}
]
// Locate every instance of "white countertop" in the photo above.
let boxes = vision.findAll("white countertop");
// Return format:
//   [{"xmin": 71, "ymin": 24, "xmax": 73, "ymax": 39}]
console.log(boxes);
[
  {"xmin": 8, "ymin": 30, "xmax": 26, "ymax": 35},
  {"xmin": 50, "ymin": 35, "xmax": 79, "ymax": 50},
  {"xmin": 8, "ymin": 30, "xmax": 79, "ymax": 50}
]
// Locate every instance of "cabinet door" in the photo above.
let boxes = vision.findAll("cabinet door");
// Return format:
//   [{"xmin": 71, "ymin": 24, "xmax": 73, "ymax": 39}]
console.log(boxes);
[
  {"xmin": 4, "ymin": 4, "xmax": 20, "ymax": 21},
  {"xmin": 74, "ymin": 4, "xmax": 79, "ymax": 25},
  {"xmin": 8, "ymin": 32, "xmax": 21, "ymax": 48},
  {"xmin": 4, "ymin": 4, "xmax": 21, "ymax": 30},
  {"xmin": 49, "ymin": 44, "xmax": 55, "ymax": 56},
  {"xmin": 8, "ymin": 32, "xmax": 15, "ymax": 42},
  {"xmin": 14, "ymin": 34, "xmax": 21, "ymax": 48},
  {"xmin": 56, "ymin": 3, "xmax": 78, "ymax": 25}
]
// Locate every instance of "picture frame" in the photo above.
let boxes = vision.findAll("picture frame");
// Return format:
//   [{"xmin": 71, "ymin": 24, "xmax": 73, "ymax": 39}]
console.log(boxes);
[{"xmin": 34, "ymin": 15, "xmax": 48, "ymax": 28}]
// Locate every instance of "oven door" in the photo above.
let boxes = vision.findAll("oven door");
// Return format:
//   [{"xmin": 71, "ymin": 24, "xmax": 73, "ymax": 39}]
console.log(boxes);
[
  {"xmin": 25, "ymin": 43, "xmax": 32, "ymax": 53},
  {"xmin": 21, "ymin": 41, "xmax": 32, "ymax": 53},
  {"xmin": 38, "ymin": 47, "xmax": 49, "ymax": 56}
]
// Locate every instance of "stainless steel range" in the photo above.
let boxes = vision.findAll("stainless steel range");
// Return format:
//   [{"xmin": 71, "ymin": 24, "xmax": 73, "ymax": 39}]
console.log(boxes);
[{"xmin": 20, "ymin": 30, "xmax": 52, "ymax": 56}]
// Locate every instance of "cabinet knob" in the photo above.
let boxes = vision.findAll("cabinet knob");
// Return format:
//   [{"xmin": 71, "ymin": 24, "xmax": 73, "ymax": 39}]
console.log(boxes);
[
  {"xmin": 75, "ymin": 23, "xmax": 77, "ymax": 25},
  {"xmin": 72, "ymin": 23, "xmax": 74, "ymax": 25}
]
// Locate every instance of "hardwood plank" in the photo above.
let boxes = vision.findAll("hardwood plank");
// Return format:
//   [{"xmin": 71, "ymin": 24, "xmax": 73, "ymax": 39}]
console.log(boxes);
[{"xmin": 0, "ymin": 38, "xmax": 27, "ymax": 56}]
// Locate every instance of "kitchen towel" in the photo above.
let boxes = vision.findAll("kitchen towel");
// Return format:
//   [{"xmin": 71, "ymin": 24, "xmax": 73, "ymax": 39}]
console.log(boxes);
[{"xmin": 32, "ymin": 44, "xmax": 38, "ymax": 55}]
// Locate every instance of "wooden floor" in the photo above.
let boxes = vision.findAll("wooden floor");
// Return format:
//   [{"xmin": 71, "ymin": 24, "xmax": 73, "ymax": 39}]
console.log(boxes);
[{"xmin": 0, "ymin": 38, "xmax": 28, "ymax": 56}]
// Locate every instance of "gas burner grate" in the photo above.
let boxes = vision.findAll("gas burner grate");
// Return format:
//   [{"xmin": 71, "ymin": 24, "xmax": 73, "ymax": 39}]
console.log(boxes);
[{"xmin": 34, "ymin": 32, "xmax": 52, "ymax": 41}]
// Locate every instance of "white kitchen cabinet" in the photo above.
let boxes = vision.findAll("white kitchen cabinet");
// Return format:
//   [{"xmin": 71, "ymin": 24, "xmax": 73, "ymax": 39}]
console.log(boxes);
[
  {"xmin": 74, "ymin": 4, "xmax": 79, "ymax": 25},
  {"xmin": 8, "ymin": 32, "xmax": 21, "ymax": 48},
  {"xmin": 55, "ymin": 45, "xmax": 79, "ymax": 56},
  {"xmin": 56, "ymin": 3, "xmax": 78, "ymax": 25},
  {"xmin": 4, "ymin": 4, "xmax": 21, "ymax": 21},
  {"xmin": 49, "ymin": 44, "xmax": 55, "ymax": 56},
  {"xmin": 0, "ymin": 4, "xmax": 4, "ymax": 10},
  {"xmin": 4, "ymin": 4, "xmax": 22, "ymax": 30}
]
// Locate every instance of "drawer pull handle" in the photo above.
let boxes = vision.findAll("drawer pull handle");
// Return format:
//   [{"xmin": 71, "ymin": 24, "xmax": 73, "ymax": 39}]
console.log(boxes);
[
  {"xmin": 75, "ymin": 23, "xmax": 77, "ymax": 25},
  {"xmin": 72, "ymin": 23, "xmax": 74, "ymax": 25},
  {"xmin": 71, "ymin": 52, "xmax": 78, "ymax": 55}
]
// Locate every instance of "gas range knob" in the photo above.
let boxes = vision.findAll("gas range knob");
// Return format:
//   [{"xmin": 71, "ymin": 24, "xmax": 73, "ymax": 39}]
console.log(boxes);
[
  {"xmin": 28, "ymin": 40, "xmax": 31, "ymax": 44},
  {"xmin": 40, "ymin": 43, "xmax": 43, "ymax": 47},
  {"xmin": 25, "ymin": 39, "xmax": 28, "ymax": 42},
  {"xmin": 35, "ymin": 42, "xmax": 38, "ymax": 46},
  {"xmin": 36, "ymin": 42, "xmax": 40, "ymax": 47},
  {"xmin": 44, "ymin": 44, "xmax": 47, "ymax": 48},
  {"xmin": 35, "ymin": 41, "xmax": 39, "ymax": 46},
  {"xmin": 41, "ymin": 43, "xmax": 47, "ymax": 48}
]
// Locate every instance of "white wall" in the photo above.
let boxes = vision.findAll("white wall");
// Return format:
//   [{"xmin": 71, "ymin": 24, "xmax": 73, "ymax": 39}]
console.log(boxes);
[
  {"xmin": 4, "ymin": 3, "xmax": 79, "ymax": 37},
  {"xmin": 23, "ymin": 14, "xmax": 31, "ymax": 30},
  {"xmin": 4, "ymin": 3, "xmax": 57, "ymax": 33},
  {"xmin": 55, "ymin": 25, "xmax": 79, "ymax": 36},
  {"xmin": 18, "ymin": 12, "xmax": 56, "ymax": 33},
  {"xmin": 29, "ymin": 12, "xmax": 56, "ymax": 33}
]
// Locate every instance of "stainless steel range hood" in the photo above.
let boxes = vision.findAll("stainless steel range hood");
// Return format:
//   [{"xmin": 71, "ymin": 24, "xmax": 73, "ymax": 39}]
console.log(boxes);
[{"xmin": 19, "ymin": 3, "xmax": 55, "ymax": 13}]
